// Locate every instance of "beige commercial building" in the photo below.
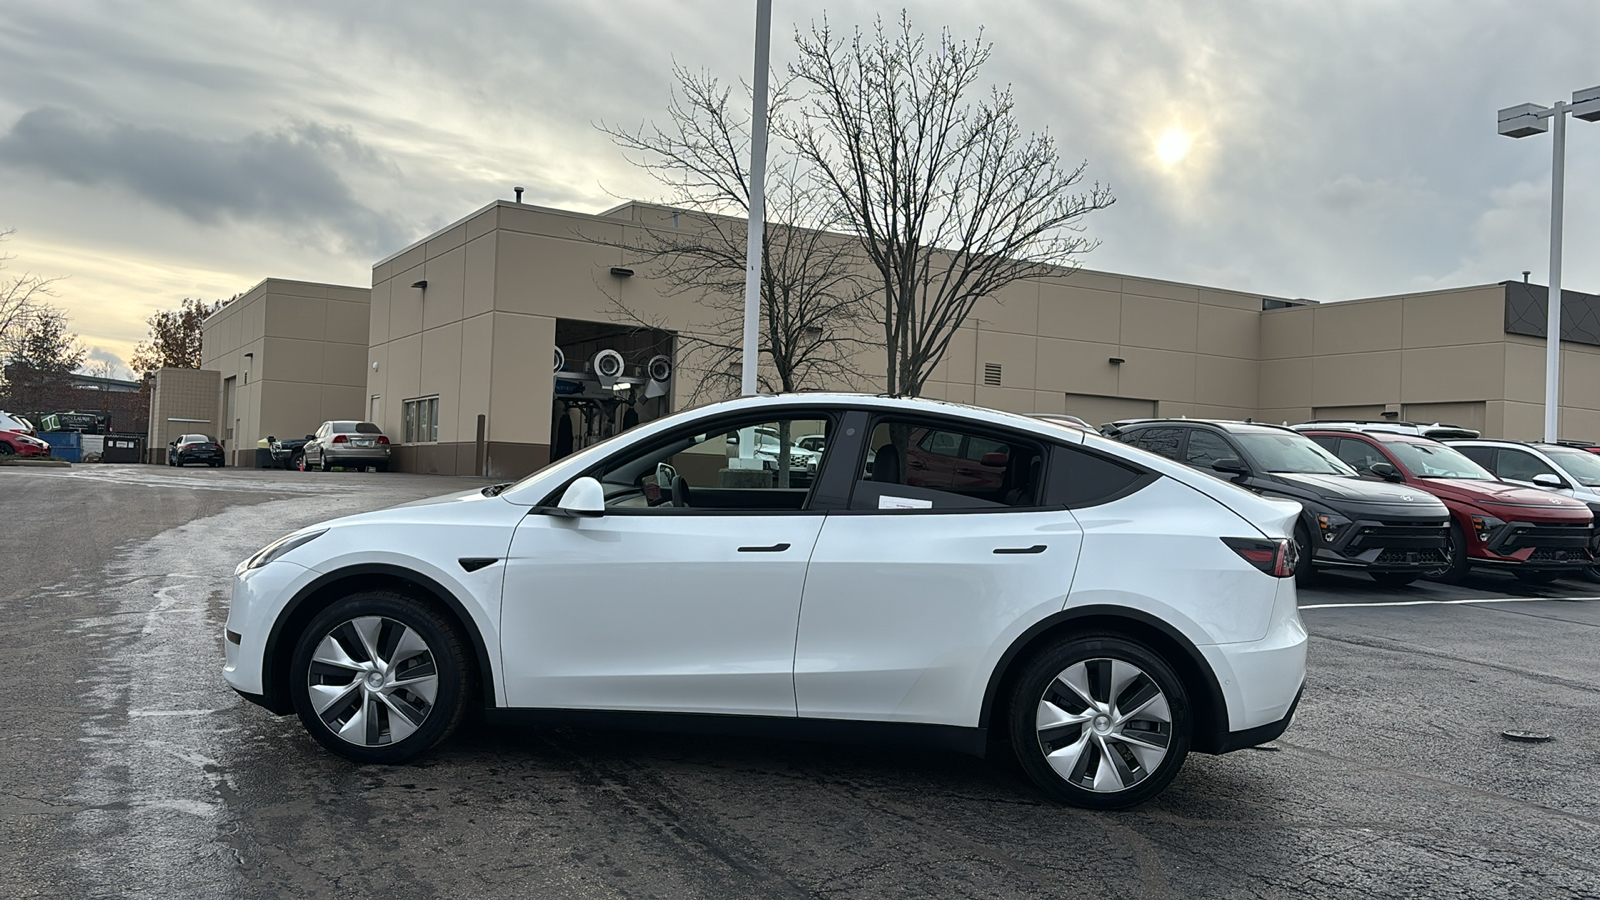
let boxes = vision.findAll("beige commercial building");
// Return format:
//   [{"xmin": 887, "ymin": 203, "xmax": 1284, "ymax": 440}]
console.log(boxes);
[
  {"xmin": 200, "ymin": 278, "xmax": 371, "ymax": 466},
  {"xmin": 145, "ymin": 366, "xmax": 221, "ymax": 463},
  {"xmin": 157, "ymin": 197, "xmax": 1599, "ymax": 476}
]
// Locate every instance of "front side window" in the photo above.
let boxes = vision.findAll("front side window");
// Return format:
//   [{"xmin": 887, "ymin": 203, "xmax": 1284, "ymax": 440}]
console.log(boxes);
[
  {"xmin": 1537, "ymin": 447, "xmax": 1600, "ymax": 486},
  {"xmin": 853, "ymin": 420, "xmax": 1044, "ymax": 510},
  {"xmin": 1184, "ymin": 430, "xmax": 1236, "ymax": 468},
  {"xmin": 597, "ymin": 416, "xmax": 830, "ymax": 511},
  {"xmin": 1496, "ymin": 449, "xmax": 1558, "ymax": 483},
  {"xmin": 1330, "ymin": 437, "xmax": 1391, "ymax": 474}
]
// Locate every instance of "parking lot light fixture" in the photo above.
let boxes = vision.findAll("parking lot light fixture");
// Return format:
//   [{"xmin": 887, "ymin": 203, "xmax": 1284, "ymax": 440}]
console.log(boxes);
[{"xmin": 1497, "ymin": 86, "xmax": 1600, "ymax": 443}]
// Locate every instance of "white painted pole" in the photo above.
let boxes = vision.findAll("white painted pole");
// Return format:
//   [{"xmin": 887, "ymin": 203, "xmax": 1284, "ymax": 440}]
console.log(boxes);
[
  {"xmin": 1545, "ymin": 102, "xmax": 1568, "ymax": 444},
  {"xmin": 740, "ymin": 0, "xmax": 772, "ymax": 397}
]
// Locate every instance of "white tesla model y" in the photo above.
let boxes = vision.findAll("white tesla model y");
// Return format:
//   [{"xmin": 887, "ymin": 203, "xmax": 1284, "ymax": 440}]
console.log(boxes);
[{"xmin": 224, "ymin": 394, "xmax": 1306, "ymax": 808}]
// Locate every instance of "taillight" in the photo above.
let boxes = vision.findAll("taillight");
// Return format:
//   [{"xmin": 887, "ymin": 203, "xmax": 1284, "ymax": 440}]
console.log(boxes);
[
  {"xmin": 376, "ymin": 436, "xmax": 389, "ymax": 444},
  {"xmin": 333, "ymin": 434, "xmax": 348, "ymax": 443},
  {"xmin": 1222, "ymin": 537, "xmax": 1296, "ymax": 578}
]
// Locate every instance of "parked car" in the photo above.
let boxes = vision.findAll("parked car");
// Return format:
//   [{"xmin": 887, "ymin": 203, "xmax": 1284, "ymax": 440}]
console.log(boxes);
[
  {"xmin": 266, "ymin": 435, "xmax": 313, "ymax": 470},
  {"xmin": 0, "ymin": 411, "xmax": 36, "ymax": 435},
  {"xmin": 224, "ymin": 394, "xmax": 1306, "ymax": 809},
  {"xmin": 1299, "ymin": 428, "xmax": 1593, "ymax": 584},
  {"xmin": 0, "ymin": 428, "xmax": 51, "ymax": 458},
  {"xmin": 299, "ymin": 421, "xmax": 390, "ymax": 472},
  {"xmin": 1105, "ymin": 419, "xmax": 1451, "ymax": 585},
  {"xmin": 167, "ymin": 434, "xmax": 225, "ymax": 467},
  {"xmin": 1296, "ymin": 419, "xmax": 1480, "ymax": 440},
  {"xmin": 1447, "ymin": 438, "xmax": 1600, "ymax": 581}
]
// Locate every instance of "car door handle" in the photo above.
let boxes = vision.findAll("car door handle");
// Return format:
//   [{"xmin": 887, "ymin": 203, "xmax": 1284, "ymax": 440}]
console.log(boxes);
[
  {"xmin": 738, "ymin": 543, "xmax": 791, "ymax": 553},
  {"xmin": 993, "ymin": 545, "xmax": 1048, "ymax": 555}
]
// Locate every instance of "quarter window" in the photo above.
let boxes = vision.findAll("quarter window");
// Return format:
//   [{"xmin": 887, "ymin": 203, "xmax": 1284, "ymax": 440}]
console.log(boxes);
[
  {"xmin": 402, "ymin": 397, "xmax": 439, "ymax": 443},
  {"xmin": 1124, "ymin": 427, "xmax": 1183, "ymax": 461}
]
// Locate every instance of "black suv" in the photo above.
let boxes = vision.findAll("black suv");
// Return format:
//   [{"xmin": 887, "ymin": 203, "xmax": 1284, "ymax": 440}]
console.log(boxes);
[{"xmin": 1106, "ymin": 420, "xmax": 1451, "ymax": 585}]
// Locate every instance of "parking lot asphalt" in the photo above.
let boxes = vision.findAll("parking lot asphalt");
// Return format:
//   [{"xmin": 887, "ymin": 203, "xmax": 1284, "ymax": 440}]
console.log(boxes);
[{"xmin": 3, "ymin": 464, "xmax": 1598, "ymax": 899}]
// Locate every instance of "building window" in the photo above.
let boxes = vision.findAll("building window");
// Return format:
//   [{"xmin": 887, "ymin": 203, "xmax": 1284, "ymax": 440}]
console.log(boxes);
[{"xmin": 403, "ymin": 396, "xmax": 439, "ymax": 443}]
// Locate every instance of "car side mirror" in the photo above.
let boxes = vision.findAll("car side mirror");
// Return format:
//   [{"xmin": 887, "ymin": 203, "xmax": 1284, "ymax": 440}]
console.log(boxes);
[
  {"xmin": 1533, "ymin": 473, "xmax": 1566, "ymax": 489},
  {"xmin": 1368, "ymin": 462, "xmax": 1404, "ymax": 482},
  {"xmin": 548, "ymin": 476, "xmax": 605, "ymax": 518},
  {"xmin": 1211, "ymin": 457, "xmax": 1250, "ymax": 476},
  {"xmin": 266, "ymin": 435, "xmax": 277, "ymax": 443},
  {"xmin": 980, "ymin": 452, "xmax": 1009, "ymax": 467},
  {"xmin": 305, "ymin": 434, "xmax": 315, "ymax": 441}
]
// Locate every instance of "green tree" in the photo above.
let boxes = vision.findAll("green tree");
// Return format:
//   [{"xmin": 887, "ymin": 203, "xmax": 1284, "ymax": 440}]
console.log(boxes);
[
  {"xmin": 2, "ymin": 307, "xmax": 87, "ymax": 413},
  {"xmin": 129, "ymin": 297, "xmax": 223, "ymax": 376}
]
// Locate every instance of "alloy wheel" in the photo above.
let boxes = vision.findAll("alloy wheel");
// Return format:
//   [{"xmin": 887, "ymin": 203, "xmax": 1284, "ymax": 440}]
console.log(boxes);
[
  {"xmin": 1035, "ymin": 658, "xmax": 1172, "ymax": 793},
  {"xmin": 306, "ymin": 615, "xmax": 439, "ymax": 747}
]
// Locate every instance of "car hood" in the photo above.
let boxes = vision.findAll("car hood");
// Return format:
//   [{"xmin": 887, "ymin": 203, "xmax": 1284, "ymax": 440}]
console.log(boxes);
[
  {"xmin": 1263, "ymin": 472, "xmax": 1449, "ymax": 517},
  {"xmin": 1409, "ymin": 478, "xmax": 1592, "ymax": 518}
]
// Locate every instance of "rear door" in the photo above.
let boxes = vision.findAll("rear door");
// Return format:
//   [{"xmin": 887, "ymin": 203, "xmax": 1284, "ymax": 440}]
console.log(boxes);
[{"xmin": 794, "ymin": 414, "xmax": 1082, "ymax": 727}]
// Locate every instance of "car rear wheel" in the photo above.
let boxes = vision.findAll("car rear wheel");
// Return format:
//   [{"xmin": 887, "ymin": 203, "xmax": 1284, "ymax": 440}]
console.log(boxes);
[
  {"xmin": 289, "ymin": 591, "xmax": 470, "ymax": 764},
  {"xmin": 1292, "ymin": 522, "xmax": 1317, "ymax": 584},
  {"xmin": 1426, "ymin": 522, "xmax": 1471, "ymax": 585},
  {"xmin": 1009, "ymin": 634, "xmax": 1190, "ymax": 809},
  {"xmin": 319, "ymin": 455, "xmax": 331, "ymax": 472}
]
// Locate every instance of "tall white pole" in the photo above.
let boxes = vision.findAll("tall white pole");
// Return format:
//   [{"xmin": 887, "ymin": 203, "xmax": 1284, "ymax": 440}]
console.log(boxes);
[
  {"xmin": 1545, "ymin": 102, "xmax": 1568, "ymax": 444},
  {"xmin": 741, "ymin": 0, "xmax": 772, "ymax": 397}
]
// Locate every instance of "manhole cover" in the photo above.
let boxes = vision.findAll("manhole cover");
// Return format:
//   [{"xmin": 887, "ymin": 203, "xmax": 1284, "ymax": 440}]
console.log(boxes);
[{"xmin": 1502, "ymin": 730, "xmax": 1553, "ymax": 743}]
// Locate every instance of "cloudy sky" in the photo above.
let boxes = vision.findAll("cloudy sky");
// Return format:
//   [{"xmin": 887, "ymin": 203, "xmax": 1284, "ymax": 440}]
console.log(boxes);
[{"xmin": 2, "ymin": 1, "xmax": 1597, "ymax": 378}]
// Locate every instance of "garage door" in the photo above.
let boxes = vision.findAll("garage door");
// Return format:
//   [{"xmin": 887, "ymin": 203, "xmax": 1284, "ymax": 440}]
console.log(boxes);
[
  {"xmin": 1062, "ymin": 393, "xmax": 1157, "ymax": 429},
  {"xmin": 1403, "ymin": 402, "xmax": 1485, "ymax": 432}
]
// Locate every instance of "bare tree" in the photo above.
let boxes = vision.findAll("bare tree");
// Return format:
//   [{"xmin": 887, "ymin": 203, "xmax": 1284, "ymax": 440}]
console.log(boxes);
[
  {"xmin": 0, "ymin": 228, "xmax": 63, "ymax": 364},
  {"xmin": 80, "ymin": 358, "xmax": 119, "ymax": 381},
  {"xmin": 597, "ymin": 64, "xmax": 870, "ymax": 403},
  {"xmin": 1, "ymin": 307, "xmax": 87, "ymax": 413},
  {"xmin": 790, "ymin": 13, "xmax": 1115, "ymax": 397}
]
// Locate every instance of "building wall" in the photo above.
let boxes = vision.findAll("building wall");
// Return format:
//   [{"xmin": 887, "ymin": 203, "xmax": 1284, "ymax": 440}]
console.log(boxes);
[
  {"xmin": 202, "ymin": 278, "xmax": 370, "ymax": 465},
  {"xmin": 145, "ymin": 367, "xmax": 221, "ymax": 463}
]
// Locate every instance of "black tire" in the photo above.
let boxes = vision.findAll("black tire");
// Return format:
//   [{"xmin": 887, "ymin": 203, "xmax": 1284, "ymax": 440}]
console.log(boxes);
[
  {"xmin": 319, "ymin": 454, "xmax": 331, "ymax": 472},
  {"xmin": 289, "ymin": 590, "xmax": 472, "ymax": 764},
  {"xmin": 1292, "ymin": 522, "xmax": 1317, "ymax": 584},
  {"xmin": 1515, "ymin": 569, "xmax": 1562, "ymax": 585},
  {"xmin": 1426, "ymin": 522, "xmax": 1472, "ymax": 585},
  {"xmin": 1370, "ymin": 572, "xmax": 1419, "ymax": 587},
  {"xmin": 1585, "ymin": 565, "xmax": 1600, "ymax": 584},
  {"xmin": 1008, "ymin": 633, "xmax": 1191, "ymax": 810}
]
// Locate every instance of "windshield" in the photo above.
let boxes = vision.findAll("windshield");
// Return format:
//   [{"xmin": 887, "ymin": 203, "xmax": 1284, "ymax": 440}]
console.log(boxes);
[
  {"xmin": 1542, "ymin": 447, "xmax": 1600, "ymax": 487},
  {"xmin": 1385, "ymin": 441, "xmax": 1494, "ymax": 480},
  {"xmin": 1234, "ymin": 432, "xmax": 1357, "ymax": 475}
]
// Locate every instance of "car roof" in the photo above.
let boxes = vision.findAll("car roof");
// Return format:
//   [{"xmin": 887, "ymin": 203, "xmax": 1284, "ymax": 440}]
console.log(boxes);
[
  {"xmin": 1107, "ymin": 418, "xmax": 1296, "ymax": 436},
  {"xmin": 1299, "ymin": 428, "xmax": 1435, "ymax": 444}
]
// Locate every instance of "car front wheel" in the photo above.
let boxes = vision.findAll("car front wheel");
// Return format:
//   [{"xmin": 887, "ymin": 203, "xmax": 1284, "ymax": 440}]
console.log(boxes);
[
  {"xmin": 1427, "ymin": 522, "xmax": 1472, "ymax": 584},
  {"xmin": 289, "ymin": 591, "xmax": 471, "ymax": 764},
  {"xmin": 1009, "ymin": 634, "xmax": 1191, "ymax": 809}
]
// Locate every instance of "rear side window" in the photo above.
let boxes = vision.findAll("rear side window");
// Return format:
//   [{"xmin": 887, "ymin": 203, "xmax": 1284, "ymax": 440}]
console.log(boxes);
[
  {"xmin": 1496, "ymin": 449, "xmax": 1558, "ymax": 482},
  {"xmin": 1123, "ymin": 426, "xmax": 1183, "ymax": 460},
  {"xmin": 851, "ymin": 420, "xmax": 1045, "ymax": 510},
  {"xmin": 1045, "ymin": 444, "xmax": 1151, "ymax": 508}
]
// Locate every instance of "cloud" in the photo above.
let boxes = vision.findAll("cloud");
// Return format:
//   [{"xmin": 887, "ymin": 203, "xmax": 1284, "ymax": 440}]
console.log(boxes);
[
  {"xmin": 0, "ymin": 107, "xmax": 404, "ymax": 255},
  {"xmin": 80, "ymin": 345, "xmax": 131, "ymax": 380}
]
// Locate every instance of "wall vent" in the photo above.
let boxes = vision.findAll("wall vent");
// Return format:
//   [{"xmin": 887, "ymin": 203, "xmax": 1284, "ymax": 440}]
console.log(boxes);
[{"xmin": 983, "ymin": 362, "xmax": 1003, "ymax": 386}]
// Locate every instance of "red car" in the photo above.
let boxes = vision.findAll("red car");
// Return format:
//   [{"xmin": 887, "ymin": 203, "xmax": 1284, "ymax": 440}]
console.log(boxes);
[
  {"xmin": 1302, "ymin": 429, "xmax": 1593, "ymax": 584},
  {"xmin": 0, "ymin": 429, "xmax": 52, "ymax": 458}
]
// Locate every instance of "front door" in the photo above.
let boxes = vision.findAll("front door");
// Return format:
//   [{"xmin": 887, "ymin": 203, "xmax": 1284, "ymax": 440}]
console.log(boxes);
[{"xmin": 498, "ymin": 412, "xmax": 838, "ymax": 716}]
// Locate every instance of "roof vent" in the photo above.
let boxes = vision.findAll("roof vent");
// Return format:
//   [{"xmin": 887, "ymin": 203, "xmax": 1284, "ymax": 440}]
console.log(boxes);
[{"xmin": 983, "ymin": 362, "xmax": 1003, "ymax": 386}]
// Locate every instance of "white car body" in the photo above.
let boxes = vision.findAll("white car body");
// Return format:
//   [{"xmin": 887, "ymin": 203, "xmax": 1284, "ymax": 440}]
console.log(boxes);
[
  {"xmin": 224, "ymin": 394, "xmax": 1307, "ymax": 802},
  {"xmin": 1447, "ymin": 439, "xmax": 1600, "ymax": 510}
]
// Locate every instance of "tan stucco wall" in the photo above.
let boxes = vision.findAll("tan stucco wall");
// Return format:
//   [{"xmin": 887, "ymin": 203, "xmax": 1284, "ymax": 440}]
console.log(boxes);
[
  {"xmin": 201, "ymin": 278, "xmax": 370, "ymax": 465},
  {"xmin": 145, "ymin": 367, "xmax": 221, "ymax": 463}
]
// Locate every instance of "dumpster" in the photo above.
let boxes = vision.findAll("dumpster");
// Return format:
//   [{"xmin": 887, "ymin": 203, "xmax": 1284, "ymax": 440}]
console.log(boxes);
[
  {"xmin": 39, "ymin": 431, "xmax": 81, "ymax": 463},
  {"xmin": 102, "ymin": 435, "xmax": 142, "ymax": 463}
]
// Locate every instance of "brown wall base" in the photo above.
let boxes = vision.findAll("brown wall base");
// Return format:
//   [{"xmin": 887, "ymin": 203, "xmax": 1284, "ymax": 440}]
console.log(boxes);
[{"xmin": 391, "ymin": 441, "xmax": 550, "ymax": 479}]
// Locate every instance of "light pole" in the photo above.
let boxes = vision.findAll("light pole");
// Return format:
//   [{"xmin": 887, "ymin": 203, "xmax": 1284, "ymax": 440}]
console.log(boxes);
[
  {"xmin": 1497, "ymin": 86, "xmax": 1600, "ymax": 443},
  {"xmin": 740, "ymin": 0, "xmax": 772, "ymax": 396}
]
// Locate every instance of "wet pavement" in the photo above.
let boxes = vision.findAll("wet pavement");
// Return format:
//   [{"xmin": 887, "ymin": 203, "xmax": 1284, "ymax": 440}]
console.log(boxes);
[{"xmin": 2, "ymin": 464, "xmax": 1598, "ymax": 898}]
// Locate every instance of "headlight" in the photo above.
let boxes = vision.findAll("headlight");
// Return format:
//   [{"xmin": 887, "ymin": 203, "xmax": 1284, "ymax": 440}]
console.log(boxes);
[{"xmin": 237, "ymin": 529, "xmax": 327, "ymax": 573}]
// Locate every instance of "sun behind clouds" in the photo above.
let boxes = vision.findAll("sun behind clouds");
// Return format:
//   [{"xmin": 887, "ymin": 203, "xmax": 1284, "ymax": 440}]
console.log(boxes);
[{"xmin": 1155, "ymin": 126, "xmax": 1192, "ymax": 166}]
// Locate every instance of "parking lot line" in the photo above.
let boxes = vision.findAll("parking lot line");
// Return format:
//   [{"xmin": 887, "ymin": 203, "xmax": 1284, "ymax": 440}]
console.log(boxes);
[{"xmin": 1302, "ymin": 595, "xmax": 1600, "ymax": 609}]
